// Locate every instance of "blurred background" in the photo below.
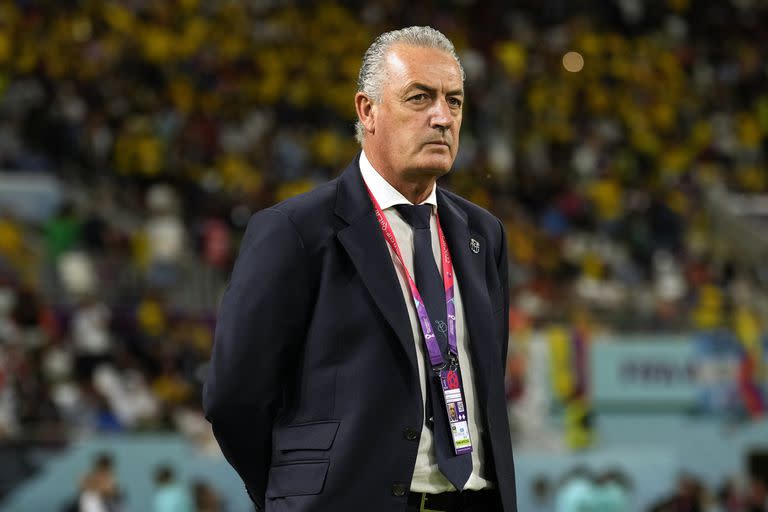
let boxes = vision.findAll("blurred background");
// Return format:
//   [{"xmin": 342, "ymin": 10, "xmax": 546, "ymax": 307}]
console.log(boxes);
[{"xmin": 0, "ymin": 0, "xmax": 767, "ymax": 511}]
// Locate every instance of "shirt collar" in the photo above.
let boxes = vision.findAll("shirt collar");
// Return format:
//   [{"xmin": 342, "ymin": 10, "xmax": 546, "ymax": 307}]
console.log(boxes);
[{"xmin": 359, "ymin": 150, "xmax": 438, "ymax": 211}]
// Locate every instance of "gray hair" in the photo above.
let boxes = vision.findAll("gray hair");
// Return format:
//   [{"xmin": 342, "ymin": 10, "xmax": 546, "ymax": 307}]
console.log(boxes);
[{"xmin": 355, "ymin": 26, "xmax": 465, "ymax": 144}]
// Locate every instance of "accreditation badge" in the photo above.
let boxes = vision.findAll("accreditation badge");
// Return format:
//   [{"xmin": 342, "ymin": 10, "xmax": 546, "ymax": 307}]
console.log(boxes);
[{"xmin": 439, "ymin": 367, "xmax": 473, "ymax": 455}]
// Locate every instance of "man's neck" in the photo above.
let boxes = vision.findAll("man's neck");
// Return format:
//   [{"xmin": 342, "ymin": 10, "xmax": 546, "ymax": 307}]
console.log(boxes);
[
  {"xmin": 389, "ymin": 177, "xmax": 435, "ymax": 205},
  {"xmin": 363, "ymin": 151, "xmax": 436, "ymax": 204}
]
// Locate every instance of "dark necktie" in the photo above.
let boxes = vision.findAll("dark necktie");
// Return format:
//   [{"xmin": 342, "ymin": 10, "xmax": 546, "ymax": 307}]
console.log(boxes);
[{"xmin": 395, "ymin": 204, "xmax": 472, "ymax": 492}]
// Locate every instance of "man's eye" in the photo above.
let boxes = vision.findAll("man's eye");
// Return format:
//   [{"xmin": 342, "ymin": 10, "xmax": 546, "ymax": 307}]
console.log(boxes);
[
  {"xmin": 448, "ymin": 97, "xmax": 463, "ymax": 108},
  {"xmin": 409, "ymin": 94, "xmax": 429, "ymax": 102}
]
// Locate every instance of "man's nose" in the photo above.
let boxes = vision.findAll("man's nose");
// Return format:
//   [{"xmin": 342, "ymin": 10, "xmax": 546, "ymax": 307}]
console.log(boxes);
[{"xmin": 429, "ymin": 98, "xmax": 454, "ymax": 130}]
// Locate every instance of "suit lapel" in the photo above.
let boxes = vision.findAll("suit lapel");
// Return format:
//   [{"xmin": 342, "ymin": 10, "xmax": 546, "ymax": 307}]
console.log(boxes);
[
  {"xmin": 436, "ymin": 189, "xmax": 494, "ymax": 411},
  {"xmin": 335, "ymin": 157, "xmax": 419, "ymax": 373},
  {"xmin": 334, "ymin": 160, "xmax": 498, "ymax": 402}
]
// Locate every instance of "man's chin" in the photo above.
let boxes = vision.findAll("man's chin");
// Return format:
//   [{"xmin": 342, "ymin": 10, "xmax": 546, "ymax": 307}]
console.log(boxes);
[{"xmin": 412, "ymin": 156, "xmax": 454, "ymax": 176}]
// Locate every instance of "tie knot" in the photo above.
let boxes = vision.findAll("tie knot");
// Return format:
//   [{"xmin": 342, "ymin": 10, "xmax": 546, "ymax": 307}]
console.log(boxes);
[{"xmin": 395, "ymin": 204, "xmax": 432, "ymax": 229}]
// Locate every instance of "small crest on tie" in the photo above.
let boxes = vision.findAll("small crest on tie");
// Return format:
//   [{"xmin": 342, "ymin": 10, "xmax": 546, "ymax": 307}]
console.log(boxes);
[
  {"xmin": 435, "ymin": 320, "xmax": 447, "ymax": 334},
  {"xmin": 470, "ymin": 238, "xmax": 480, "ymax": 254}
]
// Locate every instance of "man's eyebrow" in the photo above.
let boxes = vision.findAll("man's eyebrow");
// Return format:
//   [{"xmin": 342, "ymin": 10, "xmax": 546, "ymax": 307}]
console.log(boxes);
[
  {"xmin": 404, "ymin": 83, "xmax": 436, "ymax": 95},
  {"xmin": 405, "ymin": 82, "xmax": 464, "ymax": 96}
]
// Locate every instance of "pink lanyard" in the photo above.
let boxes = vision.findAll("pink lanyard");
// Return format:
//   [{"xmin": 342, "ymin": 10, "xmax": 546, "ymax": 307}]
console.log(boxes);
[{"xmin": 366, "ymin": 187, "xmax": 458, "ymax": 368}]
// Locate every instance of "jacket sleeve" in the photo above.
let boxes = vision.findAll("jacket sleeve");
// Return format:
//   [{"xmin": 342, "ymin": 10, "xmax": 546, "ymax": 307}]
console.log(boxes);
[{"xmin": 203, "ymin": 208, "xmax": 312, "ymax": 508}]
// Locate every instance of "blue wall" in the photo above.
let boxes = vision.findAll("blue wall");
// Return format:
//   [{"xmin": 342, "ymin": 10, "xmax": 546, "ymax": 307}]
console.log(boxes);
[
  {"xmin": 0, "ymin": 435, "xmax": 253, "ymax": 512},
  {"xmin": 3, "ymin": 415, "xmax": 768, "ymax": 512},
  {"xmin": 515, "ymin": 414, "xmax": 768, "ymax": 511}
]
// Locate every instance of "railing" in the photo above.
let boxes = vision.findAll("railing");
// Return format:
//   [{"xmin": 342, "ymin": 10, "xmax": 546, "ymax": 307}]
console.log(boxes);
[{"xmin": 706, "ymin": 187, "xmax": 768, "ymax": 276}]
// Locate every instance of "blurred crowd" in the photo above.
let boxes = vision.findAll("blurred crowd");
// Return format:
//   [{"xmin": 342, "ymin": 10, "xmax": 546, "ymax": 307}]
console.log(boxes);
[
  {"xmin": 67, "ymin": 452, "xmax": 221, "ymax": 512},
  {"xmin": 0, "ymin": 0, "xmax": 766, "ymax": 447},
  {"xmin": 535, "ymin": 467, "xmax": 768, "ymax": 512}
]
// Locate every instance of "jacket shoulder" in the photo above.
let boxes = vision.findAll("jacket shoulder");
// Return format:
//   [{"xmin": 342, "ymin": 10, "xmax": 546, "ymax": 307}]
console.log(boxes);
[
  {"xmin": 269, "ymin": 179, "xmax": 337, "ymax": 216},
  {"xmin": 259, "ymin": 178, "xmax": 340, "ymax": 248},
  {"xmin": 440, "ymin": 188, "xmax": 502, "ymax": 230}
]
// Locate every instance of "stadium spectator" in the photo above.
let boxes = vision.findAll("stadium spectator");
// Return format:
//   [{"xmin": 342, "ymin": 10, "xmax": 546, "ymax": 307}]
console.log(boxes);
[
  {"xmin": 76, "ymin": 453, "xmax": 123, "ymax": 512},
  {"xmin": 648, "ymin": 473, "xmax": 705, "ymax": 512},
  {"xmin": 71, "ymin": 295, "xmax": 113, "ymax": 383},
  {"xmin": 152, "ymin": 465, "xmax": 194, "ymax": 512},
  {"xmin": 555, "ymin": 466, "xmax": 598, "ymax": 512},
  {"xmin": 143, "ymin": 184, "xmax": 186, "ymax": 290},
  {"xmin": 744, "ymin": 478, "xmax": 768, "ymax": 512},
  {"xmin": 191, "ymin": 480, "xmax": 222, "ymax": 512},
  {"xmin": 715, "ymin": 478, "xmax": 746, "ymax": 512},
  {"xmin": 593, "ymin": 469, "xmax": 632, "ymax": 512},
  {"xmin": 530, "ymin": 475, "xmax": 554, "ymax": 512}
]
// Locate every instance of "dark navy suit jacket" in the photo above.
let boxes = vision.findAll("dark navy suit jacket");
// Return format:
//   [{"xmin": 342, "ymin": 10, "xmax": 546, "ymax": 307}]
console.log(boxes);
[{"xmin": 203, "ymin": 155, "xmax": 517, "ymax": 511}]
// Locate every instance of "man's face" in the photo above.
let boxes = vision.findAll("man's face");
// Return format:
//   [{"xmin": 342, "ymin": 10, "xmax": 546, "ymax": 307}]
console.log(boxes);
[{"xmin": 363, "ymin": 45, "xmax": 464, "ymax": 181}]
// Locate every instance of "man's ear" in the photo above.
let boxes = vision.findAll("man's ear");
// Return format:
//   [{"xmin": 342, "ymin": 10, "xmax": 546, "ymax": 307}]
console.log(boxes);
[{"xmin": 355, "ymin": 92, "xmax": 375, "ymax": 136}]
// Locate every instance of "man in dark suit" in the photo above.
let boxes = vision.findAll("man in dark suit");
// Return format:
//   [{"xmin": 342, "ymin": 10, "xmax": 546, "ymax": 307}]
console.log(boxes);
[{"xmin": 203, "ymin": 26, "xmax": 517, "ymax": 512}]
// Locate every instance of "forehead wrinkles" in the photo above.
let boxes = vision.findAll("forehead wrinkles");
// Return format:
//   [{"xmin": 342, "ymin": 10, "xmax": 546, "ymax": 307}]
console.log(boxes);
[{"xmin": 382, "ymin": 46, "xmax": 463, "ymax": 97}]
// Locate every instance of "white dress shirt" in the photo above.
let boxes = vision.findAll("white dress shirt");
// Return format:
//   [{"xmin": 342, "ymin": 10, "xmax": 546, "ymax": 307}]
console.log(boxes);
[{"xmin": 359, "ymin": 151, "xmax": 492, "ymax": 493}]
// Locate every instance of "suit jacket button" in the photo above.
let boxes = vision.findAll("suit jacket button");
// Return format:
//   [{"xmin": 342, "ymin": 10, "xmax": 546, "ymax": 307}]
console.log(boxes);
[
  {"xmin": 404, "ymin": 428, "xmax": 418, "ymax": 441},
  {"xmin": 392, "ymin": 483, "xmax": 408, "ymax": 497}
]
